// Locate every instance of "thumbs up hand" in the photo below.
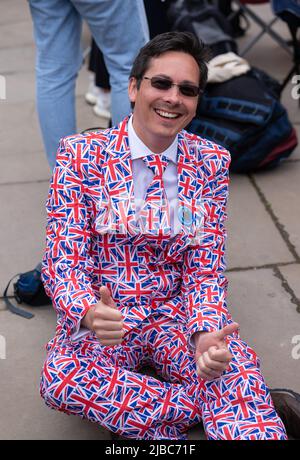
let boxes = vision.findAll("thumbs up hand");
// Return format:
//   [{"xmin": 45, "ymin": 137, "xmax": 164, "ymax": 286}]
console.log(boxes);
[
  {"xmin": 82, "ymin": 286, "xmax": 124, "ymax": 346},
  {"xmin": 194, "ymin": 322, "xmax": 239, "ymax": 381}
]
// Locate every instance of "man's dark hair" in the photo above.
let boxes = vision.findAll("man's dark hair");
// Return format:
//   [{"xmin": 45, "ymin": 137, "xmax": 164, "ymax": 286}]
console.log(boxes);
[{"xmin": 130, "ymin": 31, "xmax": 211, "ymax": 92}]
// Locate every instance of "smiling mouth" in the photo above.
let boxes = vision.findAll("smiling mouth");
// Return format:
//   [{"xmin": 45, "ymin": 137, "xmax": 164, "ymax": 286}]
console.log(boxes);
[{"xmin": 154, "ymin": 108, "xmax": 181, "ymax": 119}]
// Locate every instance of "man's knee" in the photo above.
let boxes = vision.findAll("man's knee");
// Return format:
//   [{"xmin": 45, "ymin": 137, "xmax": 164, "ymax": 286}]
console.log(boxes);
[{"xmin": 40, "ymin": 356, "xmax": 80, "ymax": 411}]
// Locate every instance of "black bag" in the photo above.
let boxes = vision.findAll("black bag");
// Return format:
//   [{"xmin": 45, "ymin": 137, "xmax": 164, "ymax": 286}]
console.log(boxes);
[
  {"xmin": 3, "ymin": 266, "xmax": 51, "ymax": 319},
  {"xmin": 216, "ymin": 0, "xmax": 251, "ymax": 38},
  {"xmin": 167, "ymin": 0, "xmax": 237, "ymax": 56}
]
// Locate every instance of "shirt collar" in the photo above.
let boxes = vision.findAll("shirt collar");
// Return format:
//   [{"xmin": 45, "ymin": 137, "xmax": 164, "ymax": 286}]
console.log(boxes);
[{"xmin": 128, "ymin": 114, "xmax": 178, "ymax": 164}]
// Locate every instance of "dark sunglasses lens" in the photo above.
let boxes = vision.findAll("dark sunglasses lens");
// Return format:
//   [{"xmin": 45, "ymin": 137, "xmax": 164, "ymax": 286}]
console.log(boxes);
[
  {"xmin": 149, "ymin": 77, "xmax": 199, "ymax": 97},
  {"xmin": 179, "ymin": 85, "xmax": 199, "ymax": 97},
  {"xmin": 151, "ymin": 77, "xmax": 172, "ymax": 90}
]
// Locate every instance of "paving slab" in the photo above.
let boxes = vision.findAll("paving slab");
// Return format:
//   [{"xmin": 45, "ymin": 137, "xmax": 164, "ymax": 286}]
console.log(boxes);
[
  {"xmin": 5, "ymin": 70, "xmax": 36, "ymax": 105},
  {"xmin": 0, "ymin": 181, "xmax": 49, "ymax": 293},
  {"xmin": 253, "ymin": 161, "xmax": 300, "ymax": 257},
  {"xmin": 0, "ymin": 45, "xmax": 36, "ymax": 74},
  {"xmin": 0, "ymin": 100, "xmax": 43, "ymax": 155},
  {"xmin": 0, "ymin": 0, "xmax": 32, "ymax": 25},
  {"xmin": 226, "ymin": 174, "xmax": 294, "ymax": 269},
  {"xmin": 227, "ymin": 268, "xmax": 300, "ymax": 391},
  {"xmin": 0, "ymin": 20, "xmax": 34, "ymax": 50},
  {"xmin": 0, "ymin": 150, "xmax": 50, "ymax": 184},
  {"xmin": 280, "ymin": 263, "xmax": 300, "ymax": 307}
]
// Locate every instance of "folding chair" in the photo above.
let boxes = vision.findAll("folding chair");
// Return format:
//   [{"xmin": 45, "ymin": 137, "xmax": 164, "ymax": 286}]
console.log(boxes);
[
  {"xmin": 230, "ymin": 0, "xmax": 292, "ymax": 55},
  {"xmin": 271, "ymin": 0, "xmax": 300, "ymax": 93}
]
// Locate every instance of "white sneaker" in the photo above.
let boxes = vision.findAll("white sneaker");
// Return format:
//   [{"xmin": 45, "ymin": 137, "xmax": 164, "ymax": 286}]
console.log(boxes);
[
  {"xmin": 85, "ymin": 75, "xmax": 101, "ymax": 105},
  {"xmin": 93, "ymin": 89, "xmax": 111, "ymax": 120}
]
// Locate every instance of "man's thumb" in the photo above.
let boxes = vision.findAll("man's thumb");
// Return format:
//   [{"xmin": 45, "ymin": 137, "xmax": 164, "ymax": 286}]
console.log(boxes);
[
  {"xmin": 99, "ymin": 286, "xmax": 116, "ymax": 308},
  {"xmin": 216, "ymin": 322, "xmax": 239, "ymax": 341}
]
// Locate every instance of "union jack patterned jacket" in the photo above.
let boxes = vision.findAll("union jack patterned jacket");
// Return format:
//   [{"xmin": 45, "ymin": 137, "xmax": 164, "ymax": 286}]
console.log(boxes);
[{"xmin": 42, "ymin": 116, "xmax": 233, "ymax": 352}]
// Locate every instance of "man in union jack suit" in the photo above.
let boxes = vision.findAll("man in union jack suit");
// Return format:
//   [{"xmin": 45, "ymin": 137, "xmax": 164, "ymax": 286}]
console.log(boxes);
[{"xmin": 40, "ymin": 31, "xmax": 287, "ymax": 440}]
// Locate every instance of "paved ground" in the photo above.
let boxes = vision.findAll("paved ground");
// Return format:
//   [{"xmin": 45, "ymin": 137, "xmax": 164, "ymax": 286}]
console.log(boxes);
[{"xmin": 0, "ymin": 1, "xmax": 299, "ymax": 440}]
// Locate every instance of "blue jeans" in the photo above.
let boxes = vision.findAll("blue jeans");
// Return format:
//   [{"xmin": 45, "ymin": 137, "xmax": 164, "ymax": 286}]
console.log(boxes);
[{"xmin": 28, "ymin": 0, "xmax": 149, "ymax": 170}]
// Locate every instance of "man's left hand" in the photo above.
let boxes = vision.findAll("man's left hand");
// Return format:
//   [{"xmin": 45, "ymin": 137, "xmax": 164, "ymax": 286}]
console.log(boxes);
[{"xmin": 194, "ymin": 323, "xmax": 239, "ymax": 381}]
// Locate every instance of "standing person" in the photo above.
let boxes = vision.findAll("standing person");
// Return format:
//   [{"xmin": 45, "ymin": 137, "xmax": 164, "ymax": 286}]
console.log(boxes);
[
  {"xmin": 85, "ymin": 38, "xmax": 111, "ymax": 121},
  {"xmin": 28, "ymin": 0, "xmax": 149, "ymax": 170},
  {"xmin": 40, "ymin": 32, "xmax": 287, "ymax": 440}
]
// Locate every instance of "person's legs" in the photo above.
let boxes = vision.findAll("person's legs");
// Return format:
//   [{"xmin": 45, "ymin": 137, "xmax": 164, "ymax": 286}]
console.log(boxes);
[
  {"xmin": 73, "ymin": 0, "xmax": 149, "ymax": 125},
  {"xmin": 144, "ymin": 316, "xmax": 288, "ymax": 440},
  {"xmin": 29, "ymin": 0, "xmax": 82, "ymax": 170},
  {"xmin": 40, "ymin": 319, "xmax": 201, "ymax": 440},
  {"xmin": 200, "ymin": 338, "xmax": 288, "ymax": 440},
  {"xmin": 92, "ymin": 44, "xmax": 110, "ymax": 90}
]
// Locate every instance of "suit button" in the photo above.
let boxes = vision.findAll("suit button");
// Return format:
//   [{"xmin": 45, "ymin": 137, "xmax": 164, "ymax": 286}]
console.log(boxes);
[{"xmin": 178, "ymin": 206, "xmax": 192, "ymax": 226}]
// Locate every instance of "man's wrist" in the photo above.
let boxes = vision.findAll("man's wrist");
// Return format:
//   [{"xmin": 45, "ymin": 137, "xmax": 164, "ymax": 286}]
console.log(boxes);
[
  {"xmin": 81, "ymin": 306, "xmax": 95, "ymax": 330},
  {"xmin": 192, "ymin": 331, "xmax": 207, "ymax": 348}
]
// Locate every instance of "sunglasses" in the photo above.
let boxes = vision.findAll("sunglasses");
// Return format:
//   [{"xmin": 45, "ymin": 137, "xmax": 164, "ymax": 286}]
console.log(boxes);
[{"xmin": 142, "ymin": 76, "xmax": 201, "ymax": 97}]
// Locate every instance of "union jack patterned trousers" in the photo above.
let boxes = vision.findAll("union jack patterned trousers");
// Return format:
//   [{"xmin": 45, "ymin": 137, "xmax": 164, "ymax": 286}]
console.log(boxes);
[{"xmin": 40, "ymin": 314, "xmax": 287, "ymax": 440}]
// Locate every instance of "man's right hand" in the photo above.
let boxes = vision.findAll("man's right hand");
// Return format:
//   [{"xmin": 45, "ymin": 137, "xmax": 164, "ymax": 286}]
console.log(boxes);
[{"xmin": 82, "ymin": 286, "xmax": 124, "ymax": 346}]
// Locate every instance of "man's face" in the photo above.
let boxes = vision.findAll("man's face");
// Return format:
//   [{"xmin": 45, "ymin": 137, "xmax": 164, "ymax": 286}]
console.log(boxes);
[{"xmin": 128, "ymin": 51, "xmax": 200, "ymax": 153}]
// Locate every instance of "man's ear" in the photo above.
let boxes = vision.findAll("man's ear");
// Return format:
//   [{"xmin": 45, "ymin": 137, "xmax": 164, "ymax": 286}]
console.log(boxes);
[{"xmin": 128, "ymin": 77, "xmax": 138, "ymax": 104}]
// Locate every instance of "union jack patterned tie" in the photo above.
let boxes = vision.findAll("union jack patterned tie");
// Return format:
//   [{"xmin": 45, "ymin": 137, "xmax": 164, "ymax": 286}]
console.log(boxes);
[{"xmin": 139, "ymin": 154, "xmax": 171, "ymax": 242}]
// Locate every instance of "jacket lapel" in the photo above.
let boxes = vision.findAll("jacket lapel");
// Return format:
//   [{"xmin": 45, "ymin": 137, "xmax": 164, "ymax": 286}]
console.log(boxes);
[{"xmin": 98, "ymin": 118, "xmax": 140, "ymax": 236}]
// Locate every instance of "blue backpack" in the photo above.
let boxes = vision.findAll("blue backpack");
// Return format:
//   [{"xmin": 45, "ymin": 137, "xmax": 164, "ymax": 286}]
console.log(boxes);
[{"xmin": 188, "ymin": 68, "xmax": 297, "ymax": 173}]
